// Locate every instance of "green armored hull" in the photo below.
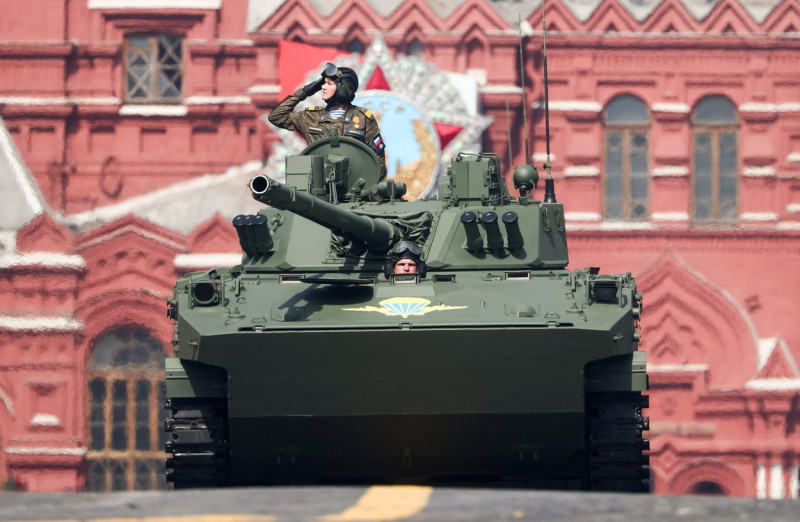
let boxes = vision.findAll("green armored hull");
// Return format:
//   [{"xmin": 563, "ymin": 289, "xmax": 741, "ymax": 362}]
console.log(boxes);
[{"xmin": 165, "ymin": 138, "xmax": 648, "ymax": 491}]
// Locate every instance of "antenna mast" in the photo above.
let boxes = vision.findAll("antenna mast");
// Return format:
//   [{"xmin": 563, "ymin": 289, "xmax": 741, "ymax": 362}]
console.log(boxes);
[
  {"xmin": 505, "ymin": 98, "xmax": 513, "ymax": 168},
  {"xmin": 518, "ymin": 14, "xmax": 530, "ymax": 164},
  {"xmin": 542, "ymin": 3, "xmax": 557, "ymax": 203}
]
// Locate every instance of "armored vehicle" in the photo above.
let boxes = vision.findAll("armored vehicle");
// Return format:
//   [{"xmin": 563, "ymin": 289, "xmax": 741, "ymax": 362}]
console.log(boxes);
[{"xmin": 164, "ymin": 135, "xmax": 649, "ymax": 491}]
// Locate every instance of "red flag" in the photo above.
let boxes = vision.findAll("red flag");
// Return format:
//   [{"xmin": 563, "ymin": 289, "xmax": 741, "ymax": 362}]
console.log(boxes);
[{"xmin": 278, "ymin": 41, "xmax": 341, "ymax": 99}]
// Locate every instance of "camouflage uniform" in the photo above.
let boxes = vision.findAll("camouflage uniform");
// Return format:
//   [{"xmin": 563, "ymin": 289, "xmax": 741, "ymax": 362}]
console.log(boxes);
[{"xmin": 268, "ymin": 89, "xmax": 387, "ymax": 177}]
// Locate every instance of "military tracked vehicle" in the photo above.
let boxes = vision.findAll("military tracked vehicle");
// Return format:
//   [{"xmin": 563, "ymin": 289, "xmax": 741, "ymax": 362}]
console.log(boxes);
[{"xmin": 164, "ymin": 135, "xmax": 649, "ymax": 491}]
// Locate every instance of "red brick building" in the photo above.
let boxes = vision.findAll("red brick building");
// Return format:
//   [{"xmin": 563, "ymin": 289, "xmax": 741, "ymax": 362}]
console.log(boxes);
[{"xmin": 1, "ymin": 0, "xmax": 799, "ymax": 497}]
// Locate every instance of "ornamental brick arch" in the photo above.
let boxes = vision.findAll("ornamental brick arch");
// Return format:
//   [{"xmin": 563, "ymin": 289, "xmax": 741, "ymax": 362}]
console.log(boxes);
[
  {"xmin": 75, "ymin": 216, "xmax": 185, "ymax": 297},
  {"xmin": 642, "ymin": 0, "xmax": 703, "ymax": 33},
  {"xmin": 637, "ymin": 249, "xmax": 759, "ymax": 387},
  {"xmin": 326, "ymin": 0, "xmax": 389, "ymax": 33},
  {"xmin": 533, "ymin": 1, "xmax": 583, "ymax": 33},
  {"xmin": 15, "ymin": 213, "xmax": 74, "ymax": 255},
  {"xmin": 385, "ymin": 1, "xmax": 447, "ymax": 34},
  {"xmin": 585, "ymin": 1, "xmax": 640, "ymax": 33},
  {"xmin": 763, "ymin": 1, "xmax": 800, "ymax": 34},
  {"xmin": 0, "ymin": 380, "xmax": 15, "ymax": 474},
  {"xmin": 257, "ymin": 0, "xmax": 324, "ymax": 35},
  {"xmin": 447, "ymin": 0, "xmax": 511, "ymax": 33},
  {"xmin": 187, "ymin": 213, "xmax": 241, "ymax": 254},
  {"xmin": 670, "ymin": 459, "xmax": 748, "ymax": 497},
  {"xmin": 76, "ymin": 290, "xmax": 172, "ymax": 364},
  {"xmin": 461, "ymin": 26, "xmax": 491, "ymax": 72},
  {"xmin": 701, "ymin": 0, "xmax": 760, "ymax": 34}
]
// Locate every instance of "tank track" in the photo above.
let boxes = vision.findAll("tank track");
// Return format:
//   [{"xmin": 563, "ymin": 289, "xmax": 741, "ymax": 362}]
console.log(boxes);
[
  {"xmin": 164, "ymin": 397, "xmax": 229, "ymax": 489},
  {"xmin": 586, "ymin": 391, "xmax": 650, "ymax": 492}
]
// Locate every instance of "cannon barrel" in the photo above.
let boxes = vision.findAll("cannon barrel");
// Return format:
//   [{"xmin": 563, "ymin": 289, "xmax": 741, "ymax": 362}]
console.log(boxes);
[{"xmin": 250, "ymin": 174, "xmax": 400, "ymax": 251}]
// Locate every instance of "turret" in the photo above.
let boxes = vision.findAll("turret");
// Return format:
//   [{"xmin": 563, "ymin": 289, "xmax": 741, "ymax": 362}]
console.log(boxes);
[{"xmin": 249, "ymin": 174, "xmax": 401, "ymax": 251}]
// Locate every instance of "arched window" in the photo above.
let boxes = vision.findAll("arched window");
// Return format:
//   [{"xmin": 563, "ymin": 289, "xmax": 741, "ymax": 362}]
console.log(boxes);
[
  {"xmin": 86, "ymin": 327, "xmax": 166, "ymax": 491},
  {"xmin": 466, "ymin": 39, "xmax": 485, "ymax": 69},
  {"xmin": 603, "ymin": 95, "xmax": 650, "ymax": 220},
  {"xmin": 691, "ymin": 96, "xmax": 739, "ymax": 221},
  {"xmin": 348, "ymin": 38, "xmax": 365, "ymax": 55},
  {"xmin": 408, "ymin": 38, "xmax": 424, "ymax": 58},
  {"xmin": 692, "ymin": 480, "xmax": 726, "ymax": 495}
]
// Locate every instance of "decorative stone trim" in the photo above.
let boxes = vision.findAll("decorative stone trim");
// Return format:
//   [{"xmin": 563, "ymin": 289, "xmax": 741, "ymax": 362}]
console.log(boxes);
[
  {"xmin": 567, "ymin": 221, "xmax": 656, "ymax": 231},
  {"xmin": 787, "ymin": 152, "xmax": 800, "ymax": 163},
  {"xmin": 787, "ymin": 203, "xmax": 800, "ymax": 214},
  {"xmin": 76, "ymin": 225, "xmax": 184, "ymax": 251},
  {"xmin": 532, "ymin": 101, "xmax": 602, "ymax": 112},
  {"xmin": 480, "ymin": 85, "xmax": 523, "ymax": 95},
  {"xmin": 214, "ymin": 39, "xmax": 254, "ymax": 47},
  {"xmin": 88, "ymin": 0, "xmax": 221, "ymax": 9},
  {"xmin": 652, "ymin": 103, "xmax": 690, "ymax": 114},
  {"xmin": 30, "ymin": 413, "xmax": 60, "ymax": 427},
  {"xmin": 743, "ymin": 167, "xmax": 776, "ymax": 178},
  {"xmin": 741, "ymin": 212, "xmax": 779, "ymax": 222},
  {"xmin": 119, "ymin": 105, "xmax": 188, "ymax": 117},
  {"xmin": 651, "ymin": 212, "xmax": 690, "ymax": 221},
  {"xmin": 777, "ymin": 222, "xmax": 800, "ymax": 231},
  {"xmin": 174, "ymin": 253, "xmax": 243, "ymax": 270},
  {"xmin": 0, "ymin": 96, "xmax": 119, "ymax": 106},
  {"xmin": 0, "ymin": 316, "xmax": 84, "ymax": 332},
  {"xmin": 531, "ymin": 152, "xmax": 556, "ymax": 164},
  {"xmin": 247, "ymin": 85, "xmax": 281, "ymax": 95},
  {"xmin": 599, "ymin": 221, "xmax": 655, "ymax": 231},
  {"xmin": 184, "ymin": 96, "xmax": 252, "ymax": 105},
  {"xmin": 746, "ymin": 378, "xmax": 800, "ymax": 391},
  {"xmin": 652, "ymin": 166, "xmax": 689, "ymax": 177},
  {"xmin": 564, "ymin": 166, "xmax": 599, "ymax": 177},
  {"xmin": 647, "ymin": 364, "xmax": 709, "ymax": 372},
  {"xmin": 0, "ymin": 253, "xmax": 85, "ymax": 269},
  {"xmin": 735, "ymin": 103, "xmax": 800, "ymax": 114},
  {"xmin": 4, "ymin": 447, "xmax": 86, "ymax": 456},
  {"xmin": 740, "ymin": 103, "xmax": 777, "ymax": 113},
  {"xmin": 564, "ymin": 212, "xmax": 601, "ymax": 222}
]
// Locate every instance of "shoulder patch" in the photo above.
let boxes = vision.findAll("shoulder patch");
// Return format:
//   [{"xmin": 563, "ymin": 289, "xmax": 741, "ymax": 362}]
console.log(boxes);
[
  {"xmin": 372, "ymin": 133, "xmax": 385, "ymax": 152},
  {"xmin": 305, "ymin": 106, "xmax": 318, "ymax": 111},
  {"xmin": 364, "ymin": 110, "xmax": 374, "ymax": 119}
]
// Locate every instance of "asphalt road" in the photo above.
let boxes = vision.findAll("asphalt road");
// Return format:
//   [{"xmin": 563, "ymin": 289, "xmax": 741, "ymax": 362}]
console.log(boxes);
[{"xmin": 1, "ymin": 486, "xmax": 798, "ymax": 522}]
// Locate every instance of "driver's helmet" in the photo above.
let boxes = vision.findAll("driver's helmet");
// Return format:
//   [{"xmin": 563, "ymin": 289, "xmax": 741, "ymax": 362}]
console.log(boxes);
[{"xmin": 384, "ymin": 241, "xmax": 427, "ymax": 278}]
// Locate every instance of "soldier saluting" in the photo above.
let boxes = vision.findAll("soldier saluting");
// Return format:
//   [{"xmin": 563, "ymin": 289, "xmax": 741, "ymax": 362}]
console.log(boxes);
[{"xmin": 268, "ymin": 63, "xmax": 387, "ymax": 178}]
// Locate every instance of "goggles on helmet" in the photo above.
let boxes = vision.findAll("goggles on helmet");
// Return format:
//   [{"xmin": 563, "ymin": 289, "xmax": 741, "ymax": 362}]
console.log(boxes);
[
  {"xmin": 392, "ymin": 241, "xmax": 422, "ymax": 257},
  {"xmin": 322, "ymin": 62, "xmax": 353, "ymax": 97},
  {"xmin": 323, "ymin": 62, "xmax": 343, "ymax": 81}
]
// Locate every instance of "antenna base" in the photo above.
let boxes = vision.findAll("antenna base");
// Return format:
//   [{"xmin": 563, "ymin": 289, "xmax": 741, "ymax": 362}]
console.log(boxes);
[{"xmin": 544, "ymin": 178, "xmax": 557, "ymax": 203}]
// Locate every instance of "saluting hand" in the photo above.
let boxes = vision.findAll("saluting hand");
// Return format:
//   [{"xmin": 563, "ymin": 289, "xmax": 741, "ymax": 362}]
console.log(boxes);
[{"xmin": 302, "ymin": 77, "xmax": 325, "ymax": 96}]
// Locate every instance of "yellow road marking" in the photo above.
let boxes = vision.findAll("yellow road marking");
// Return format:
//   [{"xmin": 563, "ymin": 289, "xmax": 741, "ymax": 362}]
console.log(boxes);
[
  {"xmin": 316, "ymin": 485, "xmax": 433, "ymax": 521},
  {"xmin": 11, "ymin": 515, "xmax": 276, "ymax": 522}
]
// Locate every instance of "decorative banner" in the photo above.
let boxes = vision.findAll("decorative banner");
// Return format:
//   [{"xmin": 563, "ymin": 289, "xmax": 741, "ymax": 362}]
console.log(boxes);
[{"xmin": 264, "ymin": 35, "xmax": 493, "ymax": 200}]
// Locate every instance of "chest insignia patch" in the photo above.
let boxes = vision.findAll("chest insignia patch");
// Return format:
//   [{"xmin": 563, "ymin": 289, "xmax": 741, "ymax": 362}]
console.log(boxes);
[{"xmin": 345, "ymin": 128, "xmax": 365, "ymax": 138}]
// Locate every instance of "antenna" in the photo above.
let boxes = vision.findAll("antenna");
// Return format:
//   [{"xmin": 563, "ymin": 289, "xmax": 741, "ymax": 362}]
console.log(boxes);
[
  {"xmin": 542, "ymin": 4, "xmax": 557, "ymax": 203},
  {"xmin": 518, "ymin": 14, "xmax": 530, "ymax": 164},
  {"xmin": 505, "ymin": 97, "xmax": 513, "ymax": 168}
]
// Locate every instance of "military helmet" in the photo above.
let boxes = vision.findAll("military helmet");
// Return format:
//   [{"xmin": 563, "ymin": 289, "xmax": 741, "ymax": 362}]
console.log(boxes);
[
  {"xmin": 384, "ymin": 241, "xmax": 427, "ymax": 278},
  {"xmin": 323, "ymin": 63, "xmax": 359, "ymax": 103}
]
